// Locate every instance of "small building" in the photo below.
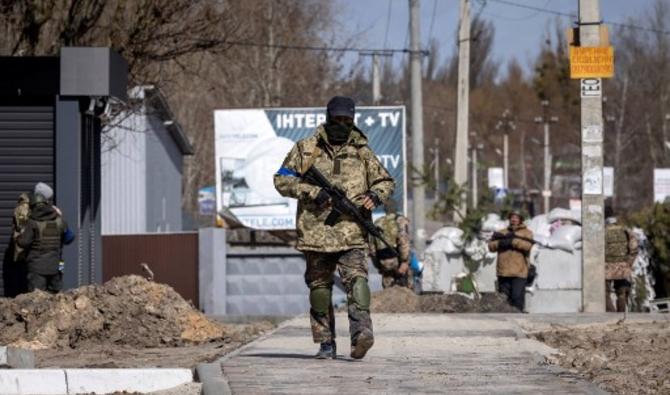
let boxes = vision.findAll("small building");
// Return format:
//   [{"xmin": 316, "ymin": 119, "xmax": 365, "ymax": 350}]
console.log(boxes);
[
  {"xmin": 0, "ymin": 47, "xmax": 128, "ymax": 295},
  {"xmin": 101, "ymin": 86, "xmax": 194, "ymax": 235}
]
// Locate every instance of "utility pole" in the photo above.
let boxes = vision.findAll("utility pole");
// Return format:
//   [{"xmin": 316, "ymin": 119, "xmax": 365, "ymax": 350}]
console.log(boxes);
[
  {"xmin": 409, "ymin": 0, "xmax": 426, "ymax": 254},
  {"xmin": 372, "ymin": 53, "xmax": 381, "ymax": 104},
  {"xmin": 454, "ymin": 0, "xmax": 471, "ymax": 221},
  {"xmin": 495, "ymin": 109, "xmax": 515, "ymax": 190},
  {"xmin": 429, "ymin": 138, "xmax": 440, "ymax": 196},
  {"xmin": 534, "ymin": 100, "xmax": 558, "ymax": 214},
  {"xmin": 471, "ymin": 143, "xmax": 483, "ymax": 208},
  {"xmin": 579, "ymin": 0, "xmax": 606, "ymax": 312},
  {"xmin": 361, "ymin": 51, "xmax": 392, "ymax": 105}
]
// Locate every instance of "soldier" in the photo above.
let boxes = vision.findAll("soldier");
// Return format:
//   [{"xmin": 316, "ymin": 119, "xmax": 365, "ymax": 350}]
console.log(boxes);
[
  {"xmin": 372, "ymin": 199, "xmax": 411, "ymax": 289},
  {"xmin": 11, "ymin": 193, "xmax": 31, "ymax": 263},
  {"xmin": 274, "ymin": 96, "xmax": 394, "ymax": 360},
  {"xmin": 604, "ymin": 213, "xmax": 639, "ymax": 312},
  {"xmin": 488, "ymin": 211, "xmax": 533, "ymax": 312},
  {"xmin": 16, "ymin": 186, "xmax": 75, "ymax": 293}
]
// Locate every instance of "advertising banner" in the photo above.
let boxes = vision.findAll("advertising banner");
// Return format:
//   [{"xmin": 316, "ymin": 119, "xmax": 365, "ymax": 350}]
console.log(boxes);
[
  {"xmin": 654, "ymin": 168, "xmax": 670, "ymax": 203},
  {"xmin": 198, "ymin": 186, "xmax": 216, "ymax": 216},
  {"xmin": 214, "ymin": 107, "xmax": 406, "ymax": 230},
  {"xmin": 487, "ymin": 167, "xmax": 504, "ymax": 189}
]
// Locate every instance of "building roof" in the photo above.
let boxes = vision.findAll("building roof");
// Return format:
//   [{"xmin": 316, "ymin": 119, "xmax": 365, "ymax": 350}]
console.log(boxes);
[{"xmin": 130, "ymin": 86, "xmax": 194, "ymax": 155}]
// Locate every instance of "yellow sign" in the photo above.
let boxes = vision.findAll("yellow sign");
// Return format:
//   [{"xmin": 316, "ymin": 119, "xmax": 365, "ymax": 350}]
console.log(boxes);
[{"xmin": 569, "ymin": 46, "xmax": 614, "ymax": 79}]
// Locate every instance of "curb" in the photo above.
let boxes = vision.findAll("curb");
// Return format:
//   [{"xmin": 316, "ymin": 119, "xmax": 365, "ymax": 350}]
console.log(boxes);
[
  {"xmin": 0, "ymin": 368, "xmax": 192, "ymax": 395},
  {"xmin": 195, "ymin": 362, "xmax": 231, "ymax": 395},
  {"xmin": 217, "ymin": 315, "xmax": 303, "ymax": 364},
  {"xmin": 197, "ymin": 316, "xmax": 304, "ymax": 395}
]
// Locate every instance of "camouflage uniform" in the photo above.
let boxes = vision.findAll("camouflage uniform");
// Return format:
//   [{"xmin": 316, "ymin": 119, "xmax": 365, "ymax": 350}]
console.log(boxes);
[
  {"xmin": 12, "ymin": 193, "xmax": 31, "ymax": 262},
  {"xmin": 605, "ymin": 224, "xmax": 639, "ymax": 312},
  {"xmin": 372, "ymin": 213, "xmax": 411, "ymax": 289},
  {"xmin": 274, "ymin": 125, "xmax": 394, "ymax": 345}
]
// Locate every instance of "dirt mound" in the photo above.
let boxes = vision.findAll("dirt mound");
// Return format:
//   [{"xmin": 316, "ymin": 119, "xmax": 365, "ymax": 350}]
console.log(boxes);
[
  {"xmin": 533, "ymin": 321, "xmax": 670, "ymax": 394},
  {"xmin": 371, "ymin": 286, "xmax": 419, "ymax": 313},
  {"xmin": 0, "ymin": 275, "xmax": 225, "ymax": 349},
  {"xmin": 371, "ymin": 288, "xmax": 520, "ymax": 313}
]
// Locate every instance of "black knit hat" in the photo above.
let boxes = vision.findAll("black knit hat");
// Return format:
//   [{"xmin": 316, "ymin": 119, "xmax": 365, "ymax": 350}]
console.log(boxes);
[{"xmin": 326, "ymin": 96, "xmax": 355, "ymax": 119}]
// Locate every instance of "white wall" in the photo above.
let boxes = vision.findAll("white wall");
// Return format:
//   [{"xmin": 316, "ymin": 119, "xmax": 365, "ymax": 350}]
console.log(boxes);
[{"xmin": 101, "ymin": 113, "xmax": 147, "ymax": 234}]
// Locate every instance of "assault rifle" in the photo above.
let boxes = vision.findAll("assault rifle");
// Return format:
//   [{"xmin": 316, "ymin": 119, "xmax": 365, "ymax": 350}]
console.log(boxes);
[
  {"xmin": 490, "ymin": 231, "xmax": 551, "ymax": 248},
  {"xmin": 302, "ymin": 165, "xmax": 398, "ymax": 257}
]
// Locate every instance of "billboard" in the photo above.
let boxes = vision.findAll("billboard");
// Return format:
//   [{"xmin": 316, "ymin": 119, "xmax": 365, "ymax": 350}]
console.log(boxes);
[
  {"xmin": 214, "ymin": 107, "xmax": 406, "ymax": 230},
  {"xmin": 654, "ymin": 168, "xmax": 670, "ymax": 203},
  {"xmin": 198, "ymin": 186, "xmax": 216, "ymax": 216}
]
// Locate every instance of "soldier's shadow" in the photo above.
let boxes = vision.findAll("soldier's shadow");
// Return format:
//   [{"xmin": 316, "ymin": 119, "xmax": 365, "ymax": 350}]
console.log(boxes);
[{"xmin": 242, "ymin": 353, "xmax": 358, "ymax": 362}]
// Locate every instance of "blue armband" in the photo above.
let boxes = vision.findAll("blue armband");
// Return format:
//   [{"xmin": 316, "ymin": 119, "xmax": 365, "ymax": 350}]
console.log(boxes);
[
  {"xmin": 276, "ymin": 167, "xmax": 300, "ymax": 177},
  {"xmin": 63, "ymin": 228, "xmax": 75, "ymax": 245}
]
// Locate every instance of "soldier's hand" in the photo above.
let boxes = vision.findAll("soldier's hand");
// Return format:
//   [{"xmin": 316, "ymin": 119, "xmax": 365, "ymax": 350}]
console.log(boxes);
[
  {"xmin": 397, "ymin": 262, "xmax": 409, "ymax": 275},
  {"xmin": 362, "ymin": 195, "xmax": 375, "ymax": 210},
  {"xmin": 362, "ymin": 191, "xmax": 381, "ymax": 210},
  {"xmin": 314, "ymin": 189, "xmax": 332, "ymax": 209}
]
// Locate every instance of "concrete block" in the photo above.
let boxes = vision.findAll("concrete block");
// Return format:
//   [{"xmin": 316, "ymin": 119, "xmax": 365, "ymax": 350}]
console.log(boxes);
[
  {"xmin": 0, "ymin": 369, "xmax": 66, "ymax": 394},
  {"xmin": 199, "ymin": 227, "xmax": 227, "ymax": 315},
  {"xmin": 536, "ymin": 249, "xmax": 582, "ymax": 289},
  {"xmin": 65, "ymin": 368, "xmax": 192, "ymax": 394},
  {"xmin": 526, "ymin": 289, "xmax": 582, "ymax": 313},
  {"xmin": 473, "ymin": 260, "xmax": 497, "ymax": 292},
  {"xmin": 0, "ymin": 347, "xmax": 35, "ymax": 369}
]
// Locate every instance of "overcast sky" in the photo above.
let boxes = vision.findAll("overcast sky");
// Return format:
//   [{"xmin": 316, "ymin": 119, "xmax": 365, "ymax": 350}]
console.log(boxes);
[{"xmin": 335, "ymin": 0, "xmax": 657, "ymax": 76}]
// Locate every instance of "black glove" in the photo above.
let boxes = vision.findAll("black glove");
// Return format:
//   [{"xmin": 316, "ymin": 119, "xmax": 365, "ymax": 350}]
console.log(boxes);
[
  {"xmin": 498, "ymin": 237, "xmax": 513, "ymax": 251},
  {"xmin": 314, "ymin": 189, "xmax": 331, "ymax": 208},
  {"xmin": 364, "ymin": 191, "xmax": 382, "ymax": 208},
  {"xmin": 492, "ymin": 231, "xmax": 506, "ymax": 241}
]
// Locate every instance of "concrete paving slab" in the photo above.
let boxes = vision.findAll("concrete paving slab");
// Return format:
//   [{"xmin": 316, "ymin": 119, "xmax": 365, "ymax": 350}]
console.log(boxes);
[
  {"xmin": 220, "ymin": 313, "xmax": 609, "ymax": 394},
  {"xmin": 0, "ymin": 369, "xmax": 66, "ymax": 395},
  {"xmin": 0, "ymin": 346, "xmax": 35, "ymax": 369},
  {"xmin": 65, "ymin": 368, "xmax": 193, "ymax": 394}
]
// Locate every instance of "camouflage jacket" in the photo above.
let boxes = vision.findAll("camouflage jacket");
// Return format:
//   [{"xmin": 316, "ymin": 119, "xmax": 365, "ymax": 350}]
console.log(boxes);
[
  {"xmin": 373, "ymin": 213, "xmax": 410, "ymax": 263},
  {"xmin": 12, "ymin": 193, "xmax": 31, "ymax": 261},
  {"xmin": 605, "ymin": 224, "xmax": 639, "ymax": 280},
  {"xmin": 274, "ymin": 125, "xmax": 395, "ymax": 252}
]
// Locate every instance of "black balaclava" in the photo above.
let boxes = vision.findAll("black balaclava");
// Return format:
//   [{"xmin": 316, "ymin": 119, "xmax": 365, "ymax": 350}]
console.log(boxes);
[{"xmin": 324, "ymin": 96, "xmax": 355, "ymax": 145}]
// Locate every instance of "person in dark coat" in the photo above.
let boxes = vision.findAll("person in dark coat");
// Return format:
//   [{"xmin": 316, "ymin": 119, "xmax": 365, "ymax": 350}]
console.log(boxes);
[{"xmin": 16, "ymin": 192, "xmax": 75, "ymax": 293}]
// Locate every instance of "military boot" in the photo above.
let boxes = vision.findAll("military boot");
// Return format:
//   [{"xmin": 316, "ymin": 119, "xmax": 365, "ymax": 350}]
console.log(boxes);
[
  {"xmin": 315, "ymin": 340, "xmax": 337, "ymax": 359},
  {"xmin": 350, "ymin": 328, "xmax": 374, "ymax": 359}
]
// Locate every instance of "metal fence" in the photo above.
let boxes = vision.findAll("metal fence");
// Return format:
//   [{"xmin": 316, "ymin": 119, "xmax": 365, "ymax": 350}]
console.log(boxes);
[{"xmin": 102, "ymin": 232, "xmax": 199, "ymax": 307}]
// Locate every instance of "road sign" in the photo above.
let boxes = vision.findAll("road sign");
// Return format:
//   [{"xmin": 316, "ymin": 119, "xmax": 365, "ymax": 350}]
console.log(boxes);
[
  {"xmin": 581, "ymin": 78, "xmax": 602, "ymax": 98},
  {"xmin": 570, "ymin": 46, "xmax": 614, "ymax": 79}
]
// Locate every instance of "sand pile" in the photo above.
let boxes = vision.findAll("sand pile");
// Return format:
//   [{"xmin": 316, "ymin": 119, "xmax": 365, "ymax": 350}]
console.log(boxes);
[
  {"xmin": 533, "ymin": 321, "xmax": 670, "ymax": 395},
  {"xmin": 0, "ymin": 275, "xmax": 225, "ymax": 349},
  {"xmin": 370, "ymin": 286, "xmax": 419, "ymax": 313},
  {"xmin": 371, "ymin": 287, "xmax": 520, "ymax": 313}
]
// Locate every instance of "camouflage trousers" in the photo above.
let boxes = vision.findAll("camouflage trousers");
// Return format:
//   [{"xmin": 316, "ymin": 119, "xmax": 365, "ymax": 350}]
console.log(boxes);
[
  {"xmin": 374, "ymin": 257, "xmax": 412, "ymax": 289},
  {"xmin": 304, "ymin": 249, "xmax": 372, "ymax": 343}
]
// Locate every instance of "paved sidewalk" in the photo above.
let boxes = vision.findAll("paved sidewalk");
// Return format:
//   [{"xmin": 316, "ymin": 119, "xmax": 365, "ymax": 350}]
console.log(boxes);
[{"xmin": 219, "ymin": 313, "xmax": 609, "ymax": 394}]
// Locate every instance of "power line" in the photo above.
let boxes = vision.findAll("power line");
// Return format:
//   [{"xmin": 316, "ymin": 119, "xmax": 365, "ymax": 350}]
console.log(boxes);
[
  {"xmin": 383, "ymin": 0, "xmax": 393, "ymax": 49},
  {"xmin": 486, "ymin": 0, "xmax": 574, "ymax": 18},
  {"xmin": 475, "ymin": 0, "xmax": 552, "ymax": 21},
  {"xmin": 215, "ymin": 40, "xmax": 429, "ymax": 56},
  {"xmin": 487, "ymin": 0, "xmax": 670, "ymax": 36},
  {"xmin": 427, "ymin": 0, "xmax": 438, "ymax": 45}
]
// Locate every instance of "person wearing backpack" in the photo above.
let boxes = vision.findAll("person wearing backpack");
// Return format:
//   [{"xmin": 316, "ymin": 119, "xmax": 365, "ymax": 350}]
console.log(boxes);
[
  {"xmin": 16, "ymin": 188, "xmax": 75, "ymax": 293},
  {"xmin": 372, "ymin": 199, "xmax": 411, "ymax": 289}
]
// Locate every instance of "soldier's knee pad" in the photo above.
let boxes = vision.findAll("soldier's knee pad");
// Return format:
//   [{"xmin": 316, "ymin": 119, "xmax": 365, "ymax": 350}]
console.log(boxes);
[
  {"xmin": 309, "ymin": 287, "xmax": 332, "ymax": 315},
  {"xmin": 351, "ymin": 277, "xmax": 370, "ymax": 311}
]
